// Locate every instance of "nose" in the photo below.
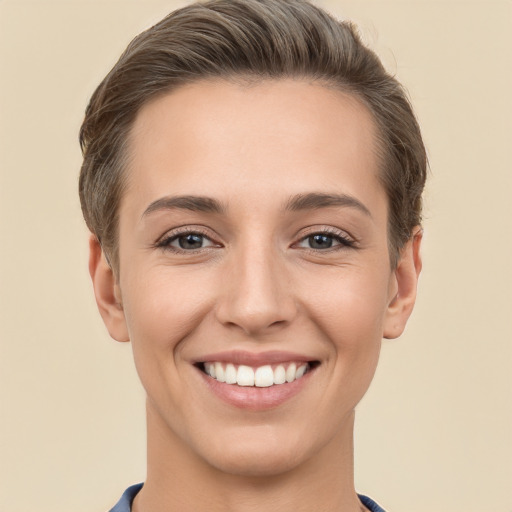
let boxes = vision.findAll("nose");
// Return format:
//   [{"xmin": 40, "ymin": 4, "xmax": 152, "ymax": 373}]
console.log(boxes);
[{"xmin": 214, "ymin": 242, "xmax": 297, "ymax": 336}]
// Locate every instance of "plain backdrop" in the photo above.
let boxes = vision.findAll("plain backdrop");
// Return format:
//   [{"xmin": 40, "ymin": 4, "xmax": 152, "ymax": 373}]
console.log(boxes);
[{"xmin": 1, "ymin": 1, "xmax": 511, "ymax": 511}]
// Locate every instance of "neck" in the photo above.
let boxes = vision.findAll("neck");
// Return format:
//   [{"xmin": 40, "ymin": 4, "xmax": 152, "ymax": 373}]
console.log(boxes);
[{"xmin": 133, "ymin": 400, "xmax": 364, "ymax": 512}]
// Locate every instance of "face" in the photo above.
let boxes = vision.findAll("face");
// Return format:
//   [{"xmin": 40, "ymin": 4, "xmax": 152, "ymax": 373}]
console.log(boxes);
[{"xmin": 91, "ymin": 79, "xmax": 421, "ymax": 477}]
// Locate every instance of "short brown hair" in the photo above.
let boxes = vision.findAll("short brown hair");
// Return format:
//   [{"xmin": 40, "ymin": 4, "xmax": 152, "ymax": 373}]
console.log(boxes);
[{"xmin": 79, "ymin": 0, "xmax": 427, "ymax": 271}]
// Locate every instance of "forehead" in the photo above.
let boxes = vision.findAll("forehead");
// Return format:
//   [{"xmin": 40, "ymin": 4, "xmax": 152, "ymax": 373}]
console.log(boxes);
[{"xmin": 123, "ymin": 78, "xmax": 385, "ymax": 217}]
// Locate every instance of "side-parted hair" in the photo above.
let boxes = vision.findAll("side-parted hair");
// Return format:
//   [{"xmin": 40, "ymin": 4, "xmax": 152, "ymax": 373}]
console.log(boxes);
[{"xmin": 79, "ymin": 0, "xmax": 427, "ymax": 271}]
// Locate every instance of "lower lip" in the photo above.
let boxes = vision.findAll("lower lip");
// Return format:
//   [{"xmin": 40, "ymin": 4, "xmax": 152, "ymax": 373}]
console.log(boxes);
[{"xmin": 197, "ymin": 368, "xmax": 314, "ymax": 411}]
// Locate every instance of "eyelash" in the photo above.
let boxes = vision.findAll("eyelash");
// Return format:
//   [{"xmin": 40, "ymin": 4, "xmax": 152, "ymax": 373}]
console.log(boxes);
[
  {"xmin": 154, "ymin": 227, "xmax": 356, "ymax": 254},
  {"xmin": 295, "ymin": 227, "xmax": 356, "ymax": 252},
  {"xmin": 155, "ymin": 227, "xmax": 220, "ymax": 254}
]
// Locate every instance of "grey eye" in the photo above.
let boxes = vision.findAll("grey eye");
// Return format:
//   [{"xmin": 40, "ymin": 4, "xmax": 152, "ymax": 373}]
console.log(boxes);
[
  {"xmin": 307, "ymin": 234, "xmax": 334, "ymax": 249},
  {"xmin": 169, "ymin": 233, "xmax": 215, "ymax": 250},
  {"xmin": 178, "ymin": 234, "xmax": 203, "ymax": 249},
  {"xmin": 296, "ymin": 231, "xmax": 353, "ymax": 251}
]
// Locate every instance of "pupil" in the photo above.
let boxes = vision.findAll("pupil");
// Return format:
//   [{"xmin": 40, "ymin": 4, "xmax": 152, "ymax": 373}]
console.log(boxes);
[
  {"xmin": 310, "ymin": 234, "xmax": 332, "ymax": 249},
  {"xmin": 179, "ymin": 234, "xmax": 203, "ymax": 249}
]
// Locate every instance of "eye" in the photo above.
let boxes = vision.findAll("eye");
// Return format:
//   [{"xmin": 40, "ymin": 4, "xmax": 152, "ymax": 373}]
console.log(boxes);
[
  {"xmin": 306, "ymin": 234, "xmax": 336, "ymax": 250},
  {"xmin": 296, "ymin": 231, "xmax": 354, "ymax": 250},
  {"xmin": 157, "ymin": 231, "xmax": 219, "ymax": 252}
]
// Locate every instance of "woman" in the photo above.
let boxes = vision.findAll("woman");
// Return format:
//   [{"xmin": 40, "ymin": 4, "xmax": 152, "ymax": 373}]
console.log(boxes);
[{"xmin": 79, "ymin": 1, "xmax": 426, "ymax": 510}]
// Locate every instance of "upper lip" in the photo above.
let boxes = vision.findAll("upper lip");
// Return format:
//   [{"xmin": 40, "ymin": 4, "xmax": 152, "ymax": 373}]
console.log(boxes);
[{"xmin": 194, "ymin": 350, "xmax": 318, "ymax": 367}]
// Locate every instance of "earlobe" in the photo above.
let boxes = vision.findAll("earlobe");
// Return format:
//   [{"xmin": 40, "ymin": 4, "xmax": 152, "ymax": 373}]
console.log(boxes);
[
  {"xmin": 383, "ymin": 228, "xmax": 423, "ymax": 339},
  {"xmin": 88, "ymin": 235, "xmax": 130, "ymax": 342}
]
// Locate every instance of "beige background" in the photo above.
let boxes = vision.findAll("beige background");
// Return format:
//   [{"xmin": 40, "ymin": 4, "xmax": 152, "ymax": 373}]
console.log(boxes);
[{"xmin": 1, "ymin": 1, "xmax": 511, "ymax": 511}]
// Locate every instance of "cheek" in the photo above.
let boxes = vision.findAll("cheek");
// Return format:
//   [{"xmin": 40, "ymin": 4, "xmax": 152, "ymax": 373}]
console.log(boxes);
[
  {"xmin": 306, "ymin": 268, "xmax": 390, "ymax": 392},
  {"xmin": 122, "ymin": 268, "xmax": 210, "ymax": 341},
  {"xmin": 119, "ymin": 269, "xmax": 215, "ymax": 390},
  {"xmin": 118, "ymin": 272, "xmax": 215, "ymax": 422},
  {"xmin": 306, "ymin": 267, "xmax": 391, "ymax": 343}
]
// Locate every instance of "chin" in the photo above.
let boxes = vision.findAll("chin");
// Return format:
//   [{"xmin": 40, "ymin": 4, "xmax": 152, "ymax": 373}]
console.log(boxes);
[
  {"xmin": 207, "ymin": 447, "xmax": 304, "ymax": 478},
  {"xmin": 195, "ymin": 426, "xmax": 313, "ymax": 478}
]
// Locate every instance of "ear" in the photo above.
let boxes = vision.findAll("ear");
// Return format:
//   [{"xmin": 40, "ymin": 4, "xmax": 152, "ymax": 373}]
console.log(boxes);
[
  {"xmin": 88, "ymin": 235, "xmax": 130, "ymax": 342},
  {"xmin": 383, "ymin": 228, "xmax": 423, "ymax": 339}
]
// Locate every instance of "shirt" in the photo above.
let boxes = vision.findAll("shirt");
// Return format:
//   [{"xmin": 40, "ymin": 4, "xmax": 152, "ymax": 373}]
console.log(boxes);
[{"xmin": 109, "ymin": 483, "xmax": 387, "ymax": 511}]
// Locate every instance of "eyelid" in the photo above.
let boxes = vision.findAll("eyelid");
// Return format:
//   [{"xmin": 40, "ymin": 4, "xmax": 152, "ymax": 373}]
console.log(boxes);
[{"xmin": 297, "ymin": 225, "xmax": 355, "ymax": 240}]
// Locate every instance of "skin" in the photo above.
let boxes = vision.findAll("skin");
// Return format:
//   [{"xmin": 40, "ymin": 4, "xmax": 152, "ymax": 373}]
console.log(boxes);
[{"xmin": 89, "ymin": 79, "xmax": 422, "ymax": 512}]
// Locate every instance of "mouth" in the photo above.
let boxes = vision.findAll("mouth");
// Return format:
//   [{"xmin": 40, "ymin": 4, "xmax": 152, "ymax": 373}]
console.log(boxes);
[
  {"xmin": 197, "ymin": 360, "xmax": 320, "ymax": 388},
  {"xmin": 192, "ymin": 350, "xmax": 321, "ymax": 410}
]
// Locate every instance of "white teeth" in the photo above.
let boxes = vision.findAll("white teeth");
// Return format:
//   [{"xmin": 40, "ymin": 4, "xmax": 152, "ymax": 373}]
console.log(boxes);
[
  {"xmin": 225, "ymin": 363, "xmax": 237, "ymax": 384},
  {"xmin": 215, "ymin": 362, "xmax": 225, "ymax": 383},
  {"xmin": 285, "ymin": 363, "xmax": 296, "ymax": 383},
  {"xmin": 254, "ymin": 365, "xmax": 274, "ymax": 387},
  {"xmin": 203, "ymin": 361, "xmax": 312, "ymax": 387},
  {"xmin": 295, "ymin": 364, "xmax": 307, "ymax": 379},
  {"xmin": 273, "ymin": 365, "xmax": 286, "ymax": 385},
  {"xmin": 237, "ymin": 365, "xmax": 254, "ymax": 386},
  {"xmin": 205, "ymin": 362, "xmax": 215, "ymax": 378}
]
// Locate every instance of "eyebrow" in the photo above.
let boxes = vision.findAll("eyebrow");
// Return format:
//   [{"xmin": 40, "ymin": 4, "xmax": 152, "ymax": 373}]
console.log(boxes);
[
  {"xmin": 142, "ymin": 195, "xmax": 225, "ymax": 218},
  {"xmin": 142, "ymin": 192, "xmax": 371, "ymax": 219},
  {"xmin": 285, "ymin": 192, "xmax": 372, "ymax": 217}
]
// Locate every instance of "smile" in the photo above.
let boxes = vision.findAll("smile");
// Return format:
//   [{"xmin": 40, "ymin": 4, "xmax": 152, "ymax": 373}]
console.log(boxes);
[
  {"xmin": 202, "ymin": 362, "xmax": 311, "ymax": 387},
  {"xmin": 194, "ymin": 351, "xmax": 320, "ymax": 410}
]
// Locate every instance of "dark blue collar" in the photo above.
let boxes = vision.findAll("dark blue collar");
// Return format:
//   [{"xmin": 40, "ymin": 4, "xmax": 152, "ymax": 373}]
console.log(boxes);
[{"xmin": 110, "ymin": 483, "xmax": 387, "ymax": 512}]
